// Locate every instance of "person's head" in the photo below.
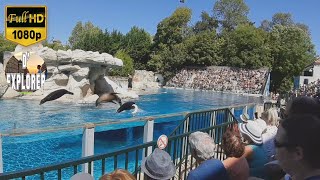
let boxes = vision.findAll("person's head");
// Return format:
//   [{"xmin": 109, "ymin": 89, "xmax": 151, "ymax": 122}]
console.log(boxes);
[
  {"xmin": 71, "ymin": 173, "xmax": 93, "ymax": 180},
  {"xmin": 37, "ymin": 65, "xmax": 41, "ymax": 69},
  {"xmin": 140, "ymin": 148, "xmax": 176, "ymax": 180},
  {"xmin": 285, "ymin": 96, "xmax": 320, "ymax": 118},
  {"xmin": 189, "ymin": 131, "xmax": 216, "ymax": 163},
  {"xmin": 99, "ymin": 169, "xmax": 136, "ymax": 180},
  {"xmin": 275, "ymin": 114, "xmax": 320, "ymax": 176},
  {"xmin": 261, "ymin": 108, "xmax": 279, "ymax": 126},
  {"xmin": 222, "ymin": 129, "xmax": 245, "ymax": 158}
]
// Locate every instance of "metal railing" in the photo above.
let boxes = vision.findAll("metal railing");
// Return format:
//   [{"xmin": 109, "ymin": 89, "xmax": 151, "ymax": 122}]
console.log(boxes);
[
  {"xmin": 170, "ymin": 103, "xmax": 257, "ymax": 136},
  {"xmin": 0, "ymin": 121, "xmax": 237, "ymax": 180},
  {"xmin": 170, "ymin": 108, "xmax": 233, "ymax": 136},
  {"xmin": 0, "ymin": 103, "xmax": 257, "ymax": 180}
]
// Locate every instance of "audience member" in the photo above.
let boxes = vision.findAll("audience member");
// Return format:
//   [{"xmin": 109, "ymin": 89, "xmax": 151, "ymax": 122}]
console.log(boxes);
[
  {"xmin": 239, "ymin": 121, "xmax": 269, "ymax": 179},
  {"xmin": 187, "ymin": 131, "xmax": 229, "ymax": 180},
  {"xmin": 222, "ymin": 128, "xmax": 249, "ymax": 180},
  {"xmin": 99, "ymin": 169, "xmax": 136, "ymax": 180},
  {"xmin": 140, "ymin": 148, "xmax": 176, "ymax": 180},
  {"xmin": 260, "ymin": 108, "xmax": 279, "ymax": 161},
  {"xmin": 275, "ymin": 114, "xmax": 320, "ymax": 180},
  {"xmin": 285, "ymin": 96, "xmax": 320, "ymax": 118},
  {"xmin": 71, "ymin": 172, "xmax": 94, "ymax": 180}
]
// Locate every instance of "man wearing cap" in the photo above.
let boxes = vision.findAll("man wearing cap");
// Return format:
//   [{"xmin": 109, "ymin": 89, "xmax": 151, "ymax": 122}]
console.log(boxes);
[
  {"xmin": 141, "ymin": 148, "xmax": 176, "ymax": 180},
  {"xmin": 187, "ymin": 131, "xmax": 229, "ymax": 180}
]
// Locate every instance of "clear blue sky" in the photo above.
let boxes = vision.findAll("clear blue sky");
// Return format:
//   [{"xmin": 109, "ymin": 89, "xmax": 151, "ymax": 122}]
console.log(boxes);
[{"xmin": 1, "ymin": 0, "xmax": 319, "ymax": 56}]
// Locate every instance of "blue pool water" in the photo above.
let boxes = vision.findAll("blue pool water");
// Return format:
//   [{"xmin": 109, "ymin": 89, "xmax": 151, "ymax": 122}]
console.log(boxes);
[{"xmin": 0, "ymin": 88, "xmax": 262, "ymax": 178}]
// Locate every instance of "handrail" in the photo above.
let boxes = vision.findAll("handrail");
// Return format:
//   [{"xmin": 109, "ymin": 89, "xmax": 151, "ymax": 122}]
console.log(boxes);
[
  {"xmin": 169, "ymin": 103, "xmax": 255, "ymax": 136},
  {"xmin": 1, "ymin": 102, "xmax": 259, "ymax": 137},
  {"xmin": 227, "ymin": 108, "xmax": 240, "ymax": 122}
]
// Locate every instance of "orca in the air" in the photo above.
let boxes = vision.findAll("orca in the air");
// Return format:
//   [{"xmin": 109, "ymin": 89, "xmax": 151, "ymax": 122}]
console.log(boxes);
[{"xmin": 117, "ymin": 101, "xmax": 138, "ymax": 114}]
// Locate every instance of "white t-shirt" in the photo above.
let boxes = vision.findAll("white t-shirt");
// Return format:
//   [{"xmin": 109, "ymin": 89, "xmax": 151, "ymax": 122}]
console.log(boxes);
[{"xmin": 262, "ymin": 126, "xmax": 278, "ymax": 161}]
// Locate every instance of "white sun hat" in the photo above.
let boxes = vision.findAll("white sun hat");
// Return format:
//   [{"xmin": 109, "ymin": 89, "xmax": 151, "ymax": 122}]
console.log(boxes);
[
  {"xmin": 239, "ymin": 121, "xmax": 263, "ymax": 145},
  {"xmin": 255, "ymin": 118, "xmax": 267, "ymax": 133},
  {"xmin": 240, "ymin": 113, "xmax": 250, "ymax": 123}
]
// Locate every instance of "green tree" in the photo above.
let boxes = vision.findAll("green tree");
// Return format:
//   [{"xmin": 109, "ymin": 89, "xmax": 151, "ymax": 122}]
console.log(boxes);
[
  {"xmin": 269, "ymin": 25, "xmax": 316, "ymax": 92},
  {"xmin": 221, "ymin": 24, "xmax": 272, "ymax": 69},
  {"xmin": 272, "ymin": 13, "xmax": 294, "ymax": 26},
  {"xmin": 123, "ymin": 26, "xmax": 152, "ymax": 69},
  {"xmin": 109, "ymin": 50, "xmax": 134, "ymax": 77},
  {"xmin": 295, "ymin": 23, "xmax": 310, "ymax": 36},
  {"xmin": 259, "ymin": 20, "xmax": 273, "ymax": 32},
  {"xmin": 185, "ymin": 31, "xmax": 224, "ymax": 66},
  {"xmin": 213, "ymin": 0, "xmax": 250, "ymax": 31},
  {"xmin": 68, "ymin": 22, "xmax": 83, "ymax": 47},
  {"xmin": 42, "ymin": 39, "xmax": 69, "ymax": 51},
  {"xmin": 0, "ymin": 32, "xmax": 16, "ymax": 64},
  {"xmin": 152, "ymin": 7, "xmax": 192, "ymax": 51},
  {"xmin": 106, "ymin": 30, "xmax": 125, "ymax": 56},
  {"xmin": 261, "ymin": 12, "xmax": 310, "ymax": 35},
  {"xmin": 68, "ymin": 21, "xmax": 105, "ymax": 52},
  {"xmin": 148, "ymin": 43, "xmax": 188, "ymax": 80},
  {"xmin": 193, "ymin": 12, "xmax": 218, "ymax": 34}
]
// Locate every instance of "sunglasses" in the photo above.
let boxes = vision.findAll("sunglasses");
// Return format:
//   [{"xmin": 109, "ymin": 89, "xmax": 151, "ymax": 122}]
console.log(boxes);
[{"xmin": 274, "ymin": 139, "xmax": 296, "ymax": 148}]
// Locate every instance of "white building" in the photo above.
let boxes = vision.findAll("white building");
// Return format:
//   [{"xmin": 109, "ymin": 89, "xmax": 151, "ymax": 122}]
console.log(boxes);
[{"xmin": 294, "ymin": 58, "xmax": 320, "ymax": 89}]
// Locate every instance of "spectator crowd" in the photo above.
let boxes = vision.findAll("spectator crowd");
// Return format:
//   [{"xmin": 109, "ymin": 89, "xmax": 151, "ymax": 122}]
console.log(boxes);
[
  {"xmin": 166, "ymin": 66, "xmax": 269, "ymax": 95},
  {"xmin": 294, "ymin": 79, "xmax": 320, "ymax": 97}
]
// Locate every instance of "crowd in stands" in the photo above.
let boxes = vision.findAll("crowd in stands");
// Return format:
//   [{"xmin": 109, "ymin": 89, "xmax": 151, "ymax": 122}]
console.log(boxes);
[
  {"xmin": 71, "ymin": 96, "xmax": 320, "ymax": 180},
  {"xmin": 294, "ymin": 79, "xmax": 320, "ymax": 97},
  {"xmin": 270, "ymin": 79, "xmax": 320, "ymax": 108},
  {"xmin": 166, "ymin": 67, "xmax": 269, "ymax": 95}
]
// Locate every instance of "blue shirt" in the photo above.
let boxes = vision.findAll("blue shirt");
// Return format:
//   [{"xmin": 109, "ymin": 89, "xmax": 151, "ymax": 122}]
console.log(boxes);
[
  {"xmin": 187, "ymin": 159, "xmax": 229, "ymax": 180},
  {"xmin": 248, "ymin": 144, "xmax": 269, "ymax": 179}
]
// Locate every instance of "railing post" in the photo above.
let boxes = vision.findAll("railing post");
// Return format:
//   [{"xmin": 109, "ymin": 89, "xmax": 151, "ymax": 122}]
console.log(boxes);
[
  {"xmin": 143, "ymin": 118, "xmax": 154, "ymax": 159},
  {"xmin": 230, "ymin": 108, "xmax": 235, "ymax": 115},
  {"xmin": 181, "ymin": 113, "xmax": 189, "ymax": 158},
  {"xmin": 253, "ymin": 104, "xmax": 257, "ymax": 118},
  {"xmin": 228, "ymin": 108, "xmax": 235, "ymax": 122},
  {"xmin": 210, "ymin": 111, "xmax": 216, "ymax": 127},
  {"xmin": 0, "ymin": 134, "xmax": 3, "ymax": 173},
  {"xmin": 243, "ymin": 106, "xmax": 248, "ymax": 115},
  {"xmin": 82, "ymin": 123, "xmax": 95, "ymax": 174}
]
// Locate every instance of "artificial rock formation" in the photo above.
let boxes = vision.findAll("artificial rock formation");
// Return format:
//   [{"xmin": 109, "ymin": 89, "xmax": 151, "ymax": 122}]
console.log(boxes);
[{"xmin": 132, "ymin": 70, "xmax": 161, "ymax": 90}]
